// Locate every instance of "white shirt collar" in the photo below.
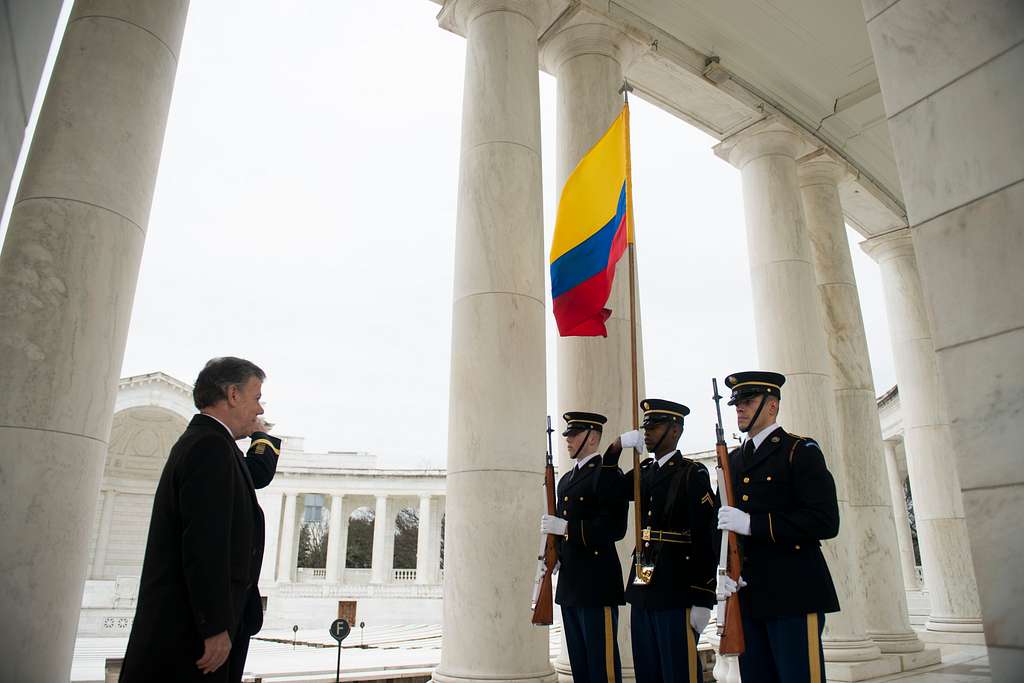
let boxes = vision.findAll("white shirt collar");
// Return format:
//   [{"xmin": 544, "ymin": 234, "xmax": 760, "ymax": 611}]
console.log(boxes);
[
  {"xmin": 201, "ymin": 412, "xmax": 236, "ymax": 440},
  {"xmin": 574, "ymin": 452, "xmax": 601, "ymax": 469},
  {"xmin": 656, "ymin": 450, "xmax": 678, "ymax": 468},
  {"xmin": 749, "ymin": 423, "xmax": 781, "ymax": 451}
]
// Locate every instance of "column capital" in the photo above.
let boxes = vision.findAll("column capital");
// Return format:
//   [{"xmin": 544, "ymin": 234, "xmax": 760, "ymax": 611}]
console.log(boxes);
[
  {"xmin": 797, "ymin": 149, "xmax": 848, "ymax": 187},
  {"xmin": 714, "ymin": 118, "xmax": 818, "ymax": 169},
  {"xmin": 540, "ymin": 11, "xmax": 641, "ymax": 74},
  {"xmin": 860, "ymin": 227, "xmax": 914, "ymax": 263},
  {"xmin": 438, "ymin": 0, "xmax": 571, "ymax": 37}
]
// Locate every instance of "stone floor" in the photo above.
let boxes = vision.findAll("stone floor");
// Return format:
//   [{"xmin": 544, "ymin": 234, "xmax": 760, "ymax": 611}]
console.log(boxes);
[{"xmin": 70, "ymin": 626, "xmax": 989, "ymax": 683}]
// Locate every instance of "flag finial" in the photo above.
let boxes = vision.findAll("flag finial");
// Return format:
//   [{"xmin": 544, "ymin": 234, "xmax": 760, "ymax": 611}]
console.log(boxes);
[{"xmin": 618, "ymin": 79, "xmax": 633, "ymax": 103}]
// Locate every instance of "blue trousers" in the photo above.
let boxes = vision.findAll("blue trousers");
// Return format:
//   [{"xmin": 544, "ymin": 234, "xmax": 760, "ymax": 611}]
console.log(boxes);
[
  {"xmin": 630, "ymin": 606, "xmax": 701, "ymax": 683},
  {"xmin": 562, "ymin": 606, "xmax": 622, "ymax": 683},
  {"xmin": 738, "ymin": 612, "xmax": 826, "ymax": 683}
]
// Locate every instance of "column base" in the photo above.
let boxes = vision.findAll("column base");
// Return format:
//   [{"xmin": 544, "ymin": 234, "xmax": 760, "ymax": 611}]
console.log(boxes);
[
  {"xmin": 867, "ymin": 629, "xmax": 926, "ymax": 653},
  {"xmin": 886, "ymin": 648, "xmax": 942, "ymax": 671},
  {"xmin": 917, "ymin": 628, "xmax": 987, "ymax": 645},
  {"xmin": 825, "ymin": 657, "xmax": 901, "ymax": 681},
  {"xmin": 822, "ymin": 637, "xmax": 882, "ymax": 662},
  {"xmin": 925, "ymin": 616, "xmax": 984, "ymax": 633},
  {"xmin": 433, "ymin": 668, "xmax": 557, "ymax": 683}
]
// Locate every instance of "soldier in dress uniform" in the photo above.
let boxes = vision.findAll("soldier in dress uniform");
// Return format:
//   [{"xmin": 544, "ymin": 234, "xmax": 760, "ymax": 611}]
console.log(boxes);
[
  {"xmin": 715, "ymin": 371, "xmax": 841, "ymax": 683},
  {"xmin": 539, "ymin": 412, "xmax": 628, "ymax": 683},
  {"xmin": 606, "ymin": 399, "xmax": 717, "ymax": 683}
]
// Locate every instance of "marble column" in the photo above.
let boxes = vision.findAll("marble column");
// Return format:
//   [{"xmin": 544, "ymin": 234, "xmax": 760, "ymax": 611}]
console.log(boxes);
[
  {"xmin": 862, "ymin": 2, "xmax": 1023, "ymax": 674},
  {"xmin": 798, "ymin": 152, "xmax": 929, "ymax": 663},
  {"xmin": 325, "ymin": 494, "xmax": 345, "ymax": 583},
  {"xmin": 0, "ymin": 3, "xmax": 189, "ymax": 679},
  {"xmin": 435, "ymin": 1, "xmax": 551, "ymax": 681},
  {"xmin": 258, "ymin": 490, "xmax": 284, "ymax": 584},
  {"xmin": 91, "ymin": 490, "xmax": 118, "ymax": 579},
  {"xmin": 861, "ymin": 231, "xmax": 982, "ymax": 634},
  {"xmin": 717, "ymin": 123, "xmax": 887, "ymax": 679},
  {"xmin": 542, "ymin": 16, "xmax": 642, "ymax": 682},
  {"xmin": 883, "ymin": 440, "xmax": 920, "ymax": 591},
  {"xmin": 277, "ymin": 492, "xmax": 299, "ymax": 584},
  {"xmin": 370, "ymin": 495, "xmax": 390, "ymax": 584},
  {"xmin": 416, "ymin": 495, "xmax": 433, "ymax": 585}
]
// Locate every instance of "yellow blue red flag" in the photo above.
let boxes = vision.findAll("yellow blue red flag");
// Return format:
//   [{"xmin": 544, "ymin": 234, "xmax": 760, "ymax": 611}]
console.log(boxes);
[{"xmin": 550, "ymin": 104, "xmax": 633, "ymax": 337}]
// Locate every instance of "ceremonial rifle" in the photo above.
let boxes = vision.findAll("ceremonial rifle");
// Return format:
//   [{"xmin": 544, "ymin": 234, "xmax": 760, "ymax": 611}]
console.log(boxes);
[
  {"xmin": 531, "ymin": 416, "xmax": 558, "ymax": 625},
  {"xmin": 713, "ymin": 378, "xmax": 745, "ymax": 654}
]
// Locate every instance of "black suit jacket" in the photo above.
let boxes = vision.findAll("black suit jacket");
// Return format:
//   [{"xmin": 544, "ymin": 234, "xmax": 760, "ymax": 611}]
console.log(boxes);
[
  {"xmin": 727, "ymin": 427, "xmax": 841, "ymax": 618},
  {"xmin": 120, "ymin": 415, "xmax": 278, "ymax": 683},
  {"xmin": 554, "ymin": 451, "xmax": 628, "ymax": 607},
  {"xmin": 616, "ymin": 450, "xmax": 718, "ymax": 610}
]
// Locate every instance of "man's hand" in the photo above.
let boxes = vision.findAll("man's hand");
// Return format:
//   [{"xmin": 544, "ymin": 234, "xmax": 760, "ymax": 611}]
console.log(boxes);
[
  {"xmin": 716, "ymin": 574, "xmax": 747, "ymax": 601},
  {"xmin": 540, "ymin": 514, "xmax": 568, "ymax": 536},
  {"xmin": 690, "ymin": 606, "xmax": 711, "ymax": 633},
  {"xmin": 196, "ymin": 629, "xmax": 231, "ymax": 674},
  {"xmin": 718, "ymin": 505, "xmax": 751, "ymax": 535},
  {"xmin": 618, "ymin": 430, "xmax": 644, "ymax": 450},
  {"xmin": 253, "ymin": 416, "xmax": 271, "ymax": 434}
]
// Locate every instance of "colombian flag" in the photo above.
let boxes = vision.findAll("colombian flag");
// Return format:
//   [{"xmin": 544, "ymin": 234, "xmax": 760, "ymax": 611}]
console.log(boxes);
[{"xmin": 550, "ymin": 104, "xmax": 633, "ymax": 337}]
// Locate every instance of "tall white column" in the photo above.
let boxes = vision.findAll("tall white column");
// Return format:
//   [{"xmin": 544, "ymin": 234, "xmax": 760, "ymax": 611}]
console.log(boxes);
[
  {"xmin": 325, "ymin": 494, "xmax": 345, "ymax": 583},
  {"xmin": 0, "ymin": 3, "xmax": 189, "ymax": 678},
  {"xmin": 862, "ymin": 3, "xmax": 1023, "ymax": 674},
  {"xmin": 435, "ymin": 0, "xmax": 551, "ymax": 681},
  {"xmin": 258, "ymin": 490, "xmax": 284, "ymax": 584},
  {"xmin": 798, "ymin": 153, "xmax": 929, "ymax": 662},
  {"xmin": 276, "ymin": 492, "xmax": 299, "ymax": 584},
  {"xmin": 717, "ymin": 123, "xmax": 886, "ymax": 679},
  {"xmin": 861, "ymin": 231, "xmax": 982, "ymax": 634},
  {"xmin": 370, "ymin": 495, "xmax": 389, "ymax": 584},
  {"xmin": 91, "ymin": 490, "xmax": 118, "ymax": 579},
  {"xmin": 542, "ymin": 16, "xmax": 642, "ymax": 682},
  {"xmin": 416, "ymin": 495, "xmax": 433, "ymax": 585},
  {"xmin": 883, "ymin": 440, "xmax": 921, "ymax": 591}
]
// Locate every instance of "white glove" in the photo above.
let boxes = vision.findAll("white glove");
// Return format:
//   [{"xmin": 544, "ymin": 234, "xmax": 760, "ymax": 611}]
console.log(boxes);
[
  {"xmin": 690, "ymin": 606, "xmax": 711, "ymax": 633},
  {"xmin": 619, "ymin": 430, "xmax": 644, "ymax": 450},
  {"xmin": 716, "ymin": 574, "xmax": 747, "ymax": 600},
  {"xmin": 541, "ymin": 514, "xmax": 568, "ymax": 536},
  {"xmin": 717, "ymin": 505, "xmax": 751, "ymax": 536},
  {"xmin": 553, "ymin": 560, "xmax": 561, "ymax": 575}
]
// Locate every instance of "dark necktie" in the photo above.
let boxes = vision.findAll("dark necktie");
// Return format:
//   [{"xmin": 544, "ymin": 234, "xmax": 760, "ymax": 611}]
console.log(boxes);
[{"xmin": 743, "ymin": 439, "xmax": 755, "ymax": 464}]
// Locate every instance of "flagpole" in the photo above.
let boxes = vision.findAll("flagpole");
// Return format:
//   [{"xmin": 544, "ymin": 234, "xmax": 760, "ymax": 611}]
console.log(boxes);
[{"xmin": 620, "ymin": 81, "xmax": 642, "ymax": 563}]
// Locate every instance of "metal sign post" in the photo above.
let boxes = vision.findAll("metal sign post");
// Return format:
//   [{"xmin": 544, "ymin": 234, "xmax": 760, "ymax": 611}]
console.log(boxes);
[
  {"xmin": 329, "ymin": 618, "xmax": 351, "ymax": 683},
  {"xmin": 291, "ymin": 624, "xmax": 298, "ymax": 649}
]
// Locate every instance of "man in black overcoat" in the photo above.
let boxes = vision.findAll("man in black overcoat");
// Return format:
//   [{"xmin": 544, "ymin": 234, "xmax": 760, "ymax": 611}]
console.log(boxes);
[
  {"xmin": 715, "ymin": 371, "xmax": 841, "ymax": 683},
  {"xmin": 539, "ymin": 412, "xmax": 628, "ymax": 683},
  {"xmin": 120, "ymin": 357, "xmax": 281, "ymax": 682}
]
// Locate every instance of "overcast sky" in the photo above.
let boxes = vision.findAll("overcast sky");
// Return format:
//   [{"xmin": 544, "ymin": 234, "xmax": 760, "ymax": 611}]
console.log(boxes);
[{"xmin": 4, "ymin": 1, "xmax": 896, "ymax": 468}]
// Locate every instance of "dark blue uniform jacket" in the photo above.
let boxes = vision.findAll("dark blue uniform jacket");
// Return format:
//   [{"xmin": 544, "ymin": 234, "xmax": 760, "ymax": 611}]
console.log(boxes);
[
  {"xmin": 726, "ymin": 427, "xmax": 841, "ymax": 619},
  {"xmin": 555, "ymin": 451, "xmax": 629, "ymax": 607}
]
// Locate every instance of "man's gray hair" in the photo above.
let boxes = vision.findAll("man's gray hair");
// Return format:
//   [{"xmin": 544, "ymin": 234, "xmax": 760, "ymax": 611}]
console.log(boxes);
[{"xmin": 193, "ymin": 357, "xmax": 265, "ymax": 409}]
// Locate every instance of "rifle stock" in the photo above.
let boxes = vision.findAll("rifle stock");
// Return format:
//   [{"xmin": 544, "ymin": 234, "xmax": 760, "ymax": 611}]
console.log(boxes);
[
  {"xmin": 531, "ymin": 417, "xmax": 558, "ymax": 626},
  {"xmin": 713, "ymin": 379, "xmax": 745, "ymax": 655}
]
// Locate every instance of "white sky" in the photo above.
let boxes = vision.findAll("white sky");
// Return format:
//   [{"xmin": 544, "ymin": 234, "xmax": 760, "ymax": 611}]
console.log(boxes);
[{"xmin": 4, "ymin": 1, "xmax": 896, "ymax": 468}]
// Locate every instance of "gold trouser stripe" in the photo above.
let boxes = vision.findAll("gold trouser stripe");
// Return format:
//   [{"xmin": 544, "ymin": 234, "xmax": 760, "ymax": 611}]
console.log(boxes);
[
  {"xmin": 685, "ymin": 607, "xmax": 697, "ymax": 682},
  {"xmin": 251, "ymin": 438, "xmax": 280, "ymax": 456},
  {"xmin": 807, "ymin": 613, "xmax": 822, "ymax": 683},
  {"xmin": 604, "ymin": 607, "xmax": 615, "ymax": 683},
  {"xmin": 768, "ymin": 512, "xmax": 776, "ymax": 542}
]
